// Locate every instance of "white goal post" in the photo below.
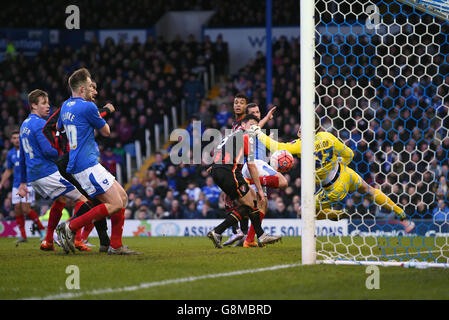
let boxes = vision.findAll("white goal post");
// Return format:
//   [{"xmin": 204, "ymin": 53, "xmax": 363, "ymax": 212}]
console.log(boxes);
[{"xmin": 300, "ymin": 0, "xmax": 317, "ymax": 265}]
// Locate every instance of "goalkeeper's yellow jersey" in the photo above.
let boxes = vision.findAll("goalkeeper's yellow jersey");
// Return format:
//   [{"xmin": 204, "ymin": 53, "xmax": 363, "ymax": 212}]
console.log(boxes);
[{"xmin": 258, "ymin": 131, "xmax": 354, "ymax": 184}]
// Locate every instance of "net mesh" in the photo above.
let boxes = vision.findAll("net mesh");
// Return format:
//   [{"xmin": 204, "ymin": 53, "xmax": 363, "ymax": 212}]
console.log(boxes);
[{"xmin": 314, "ymin": 0, "xmax": 449, "ymax": 264}]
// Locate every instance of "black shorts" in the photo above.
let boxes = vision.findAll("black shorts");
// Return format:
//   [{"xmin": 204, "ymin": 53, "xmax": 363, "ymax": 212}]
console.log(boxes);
[{"xmin": 211, "ymin": 165, "xmax": 250, "ymax": 200}]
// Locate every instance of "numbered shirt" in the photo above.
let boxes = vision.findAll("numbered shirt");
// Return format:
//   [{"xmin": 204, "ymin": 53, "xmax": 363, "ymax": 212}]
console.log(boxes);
[
  {"xmin": 6, "ymin": 148, "xmax": 22, "ymax": 188},
  {"xmin": 258, "ymin": 131, "xmax": 354, "ymax": 183},
  {"xmin": 19, "ymin": 114, "xmax": 59, "ymax": 183},
  {"xmin": 213, "ymin": 128, "xmax": 255, "ymax": 170},
  {"xmin": 58, "ymin": 97, "xmax": 106, "ymax": 174}
]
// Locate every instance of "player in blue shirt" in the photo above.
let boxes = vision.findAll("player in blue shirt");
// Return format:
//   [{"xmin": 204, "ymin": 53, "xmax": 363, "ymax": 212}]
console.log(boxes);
[
  {"xmin": 17, "ymin": 89, "xmax": 88, "ymax": 252},
  {"xmin": 0, "ymin": 130, "xmax": 45, "ymax": 244},
  {"xmin": 56, "ymin": 68, "xmax": 138, "ymax": 255}
]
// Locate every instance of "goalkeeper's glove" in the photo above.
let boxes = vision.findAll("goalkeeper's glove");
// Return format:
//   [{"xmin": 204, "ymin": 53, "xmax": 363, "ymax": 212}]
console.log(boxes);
[{"xmin": 249, "ymin": 124, "xmax": 262, "ymax": 136}]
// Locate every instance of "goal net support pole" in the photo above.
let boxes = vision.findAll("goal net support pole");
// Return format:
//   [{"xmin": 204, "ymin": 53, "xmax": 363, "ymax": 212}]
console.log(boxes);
[{"xmin": 300, "ymin": 0, "xmax": 317, "ymax": 265}]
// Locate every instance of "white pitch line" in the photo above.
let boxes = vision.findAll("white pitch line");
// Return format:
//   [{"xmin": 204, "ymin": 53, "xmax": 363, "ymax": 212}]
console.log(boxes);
[{"xmin": 23, "ymin": 263, "xmax": 302, "ymax": 300}]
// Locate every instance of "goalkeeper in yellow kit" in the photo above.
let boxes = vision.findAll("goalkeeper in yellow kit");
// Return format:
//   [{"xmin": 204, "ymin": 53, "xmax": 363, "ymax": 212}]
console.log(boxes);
[{"xmin": 250, "ymin": 117, "xmax": 416, "ymax": 233}]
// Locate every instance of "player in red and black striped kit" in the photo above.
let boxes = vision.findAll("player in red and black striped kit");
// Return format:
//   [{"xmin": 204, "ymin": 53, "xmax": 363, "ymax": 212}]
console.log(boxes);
[
  {"xmin": 207, "ymin": 114, "xmax": 282, "ymax": 248},
  {"xmin": 42, "ymin": 81, "xmax": 113, "ymax": 252}
]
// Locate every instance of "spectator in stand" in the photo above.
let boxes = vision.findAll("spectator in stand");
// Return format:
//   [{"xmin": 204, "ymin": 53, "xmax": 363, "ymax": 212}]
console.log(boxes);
[
  {"xmin": 168, "ymin": 199, "xmax": 184, "ymax": 219},
  {"xmin": 201, "ymin": 201, "xmax": 216, "ymax": 219},
  {"xmin": 116, "ymin": 116, "xmax": 134, "ymax": 145},
  {"xmin": 149, "ymin": 195, "xmax": 163, "ymax": 213},
  {"xmin": 186, "ymin": 181, "xmax": 201, "ymax": 202},
  {"xmin": 165, "ymin": 165, "xmax": 178, "ymax": 193},
  {"xmin": 136, "ymin": 208, "xmax": 150, "ymax": 221},
  {"xmin": 163, "ymin": 189, "xmax": 175, "ymax": 209},
  {"xmin": 201, "ymin": 176, "xmax": 221, "ymax": 208},
  {"xmin": 433, "ymin": 200, "xmax": 449, "ymax": 222},
  {"xmin": 101, "ymin": 147, "xmax": 123, "ymax": 178},
  {"xmin": 176, "ymin": 168, "xmax": 191, "ymax": 193},
  {"xmin": 183, "ymin": 200, "xmax": 202, "ymax": 219},
  {"xmin": 216, "ymin": 103, "xmax": 232, "ymax": 127},
  {"xmin": 150, "ymin": 152, "xmax": 167, "ymax": 178},
  {"xmin": 153, "ymin": 205, "xmax": 169, "ymax": 219},
  {"xmin": 145, "ymin": 169, "xmax": 161, "ymax": 190},
  {"xmin": 183, "ymin": 73, "xmax": 205, "ymax": 117},
  {"xmin": 142, "ymin": 187, "xmax": 155, "ymax": 205},
  {"xmin": 268, "ymin": 199, "xmax": 295, "ymax": 219},
  {"xmin": 128, "ymin": 177, "xmax": 145, "ymax": 198}
]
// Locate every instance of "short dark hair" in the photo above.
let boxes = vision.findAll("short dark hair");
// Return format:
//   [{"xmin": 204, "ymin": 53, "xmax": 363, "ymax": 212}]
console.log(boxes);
[
  {"xmin": 245, "ymin": 103, "xmax": 259, "ymax": 114},
  {"xmin": 234, "ymin": 93, "xmax": 248, "ymax": 104},
  {"xmin": 10, "ymin": 130, "xmax": 20, "ymax": 137},
  {"xmin": 28, "ymin": 89, "xmax": 48, "ymax": 107},
  {"xmin": 69, "ymin": 68, "xmax": 91, "ymax": 92},
  {"xmin": 242, "ymin": 113, "xmax": 260, "ymax": 124}
]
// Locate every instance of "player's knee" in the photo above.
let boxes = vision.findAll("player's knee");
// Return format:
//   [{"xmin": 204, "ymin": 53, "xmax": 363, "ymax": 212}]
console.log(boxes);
[
  {"xmin": 106, "ymin": 203, "xmax": 123, "ymax": 215},
  {"xmin": 121, "ymin": 192, "xmax": 128, "ymax": 208},
  {"xmin": 278, "ymin": 174, "xmax": 288, "ymax": 189},
  {"xmin": 55, "ymin": 196, "xmax": 67, "ymax": 206},
  {"xmin": 236, "ymin": 205, "xmax": 253, "ymax": 218}
]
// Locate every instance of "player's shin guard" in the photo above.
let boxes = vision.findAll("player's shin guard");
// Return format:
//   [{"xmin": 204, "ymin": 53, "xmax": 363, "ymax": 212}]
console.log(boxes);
[
  {"xmin": 248, "ymin": 208, "xmax": 264, "ymax": 238},
  {"xmin": 81, "ymin": 223, "xmax": 95, "ymax": 241},
  {"xmin": 215, "ymin": 210, "xmax": 242, "ymax": 234},
  {"xmin": 69, "ymin": 203, "xmax": 109, "ymax": 232},
  {"xmin": 70, "ymin": 201, "xmax": 92, "ymax": 220},
  {"xmin": 239, "ymin": 216, "xmax": 249, "ymax": 235},
  {"xmin": 231, "ymin": 223, "xmax": 238, "ymax": 234},
  {"xmin": 94, "ymin": 218, "xmax": 110, "ymax": 247},
  {"xmin": 246, "ymin": 211, "xmax": 265, "ymax": 242},
  {"xmin": 16, "ymin": 214, "xmax": 26, "ymax": 238},
  {"xmin": 46, "ymin": 201, "xmax": 65, "ymax": 243},
  {"xmin": 75, "ymin": 229, "xmax": 82, "ymax": 242},
  {"xmin": 27, "ymin": 209, "xmax": 45, "ymax": 230},
  {"xmin": 110, "ymin": 209, "xmax": 125, "ymax": 249}
]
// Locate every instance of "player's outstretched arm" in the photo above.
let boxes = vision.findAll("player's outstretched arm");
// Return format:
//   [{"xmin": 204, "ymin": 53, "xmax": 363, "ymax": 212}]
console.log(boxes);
[
  {"xmin": 252, "ymin": 125, "xmax": 301, "ymax": 156},
  {"xmin": 258, "ymin": 106, "xmax": 277, "ymax": 129}
]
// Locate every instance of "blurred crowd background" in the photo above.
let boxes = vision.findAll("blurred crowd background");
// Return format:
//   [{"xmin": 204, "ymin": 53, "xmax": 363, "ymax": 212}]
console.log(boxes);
[{"xmin": 0, "ymin": 0, "xmax": 448, "ymax": 223}]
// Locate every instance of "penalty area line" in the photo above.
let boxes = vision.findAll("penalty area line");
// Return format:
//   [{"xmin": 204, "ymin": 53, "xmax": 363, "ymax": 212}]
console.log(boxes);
[{"xmin": 23, "ymin": 263, "xmax": 302, "ymax": 300}]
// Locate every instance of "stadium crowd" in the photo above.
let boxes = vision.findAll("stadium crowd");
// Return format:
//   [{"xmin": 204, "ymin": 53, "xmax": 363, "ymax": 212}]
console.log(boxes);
[{"xmin": 0, "ymin": 32, "xmax": 229, "ymax": 220}]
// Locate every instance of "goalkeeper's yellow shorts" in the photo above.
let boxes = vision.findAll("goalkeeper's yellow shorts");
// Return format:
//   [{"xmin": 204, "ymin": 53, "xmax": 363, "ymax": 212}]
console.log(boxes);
[{"xmin": 316, "ymin": 164, "xmax": 363, "ymax": 210}]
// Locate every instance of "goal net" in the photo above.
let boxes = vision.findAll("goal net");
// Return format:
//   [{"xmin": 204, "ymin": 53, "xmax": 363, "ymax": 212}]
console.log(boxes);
[{"xmin": 308, "ymin": 0, "xmax": 449, "ymax": 267}]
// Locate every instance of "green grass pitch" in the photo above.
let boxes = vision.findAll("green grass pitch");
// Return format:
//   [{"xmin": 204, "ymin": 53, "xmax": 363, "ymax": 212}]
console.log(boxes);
[{"xmin": 0, "ymin": 236, "xmax": 448, "ymax": 300}]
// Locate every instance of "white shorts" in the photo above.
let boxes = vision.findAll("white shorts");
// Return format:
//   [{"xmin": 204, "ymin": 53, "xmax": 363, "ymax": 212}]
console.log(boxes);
[
  {"xmin": 31, "ymin": 171, "xmax": 82, "ymax": 201},
  {"xmin": 12, "ymin": 185, "xmax": 35, "ymax": 205},
  {"xmin": 72, "ymin": 163, "xmax": 115, "ymax": 197},
  {"xmin": 242, "ymin": 159, "xmax": 278, "ymax": 195}
]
